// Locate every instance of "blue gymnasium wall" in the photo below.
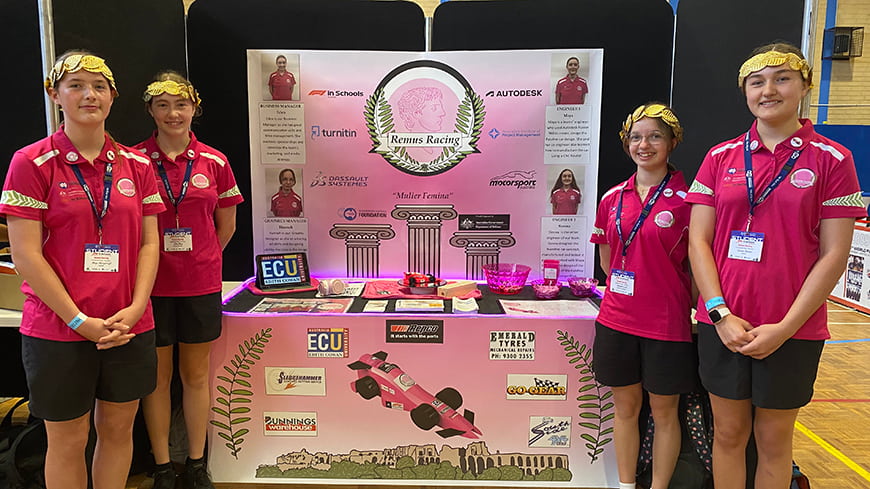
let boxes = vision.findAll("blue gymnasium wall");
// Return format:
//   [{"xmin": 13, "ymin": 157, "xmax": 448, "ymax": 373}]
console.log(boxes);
[{"xmin": 815, "ymin": 125, "xmax": 870, "ymax": 194}]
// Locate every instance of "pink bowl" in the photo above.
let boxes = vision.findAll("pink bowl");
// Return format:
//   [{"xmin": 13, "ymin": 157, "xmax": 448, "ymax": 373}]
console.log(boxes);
[
  {"xmin": 482, "ymin": 263, "xmax": 531, "ymax": 295},
  {"xmin": 568, "ymin": 277, "xmax": 599, "ymax": 297},
  {"xmin": 531, "ymin": 279, "xmax": 561, "ymax": 299}
]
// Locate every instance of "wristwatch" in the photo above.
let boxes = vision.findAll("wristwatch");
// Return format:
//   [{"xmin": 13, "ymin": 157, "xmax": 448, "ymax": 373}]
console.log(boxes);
[{"xmin": 709, "ymin": 306, "xmax": 731, "ymax": 324}]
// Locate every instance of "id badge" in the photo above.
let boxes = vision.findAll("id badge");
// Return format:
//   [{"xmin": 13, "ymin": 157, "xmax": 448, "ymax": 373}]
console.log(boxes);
[
  {"xmin": 84, "ymin": 244, "xmax": 120, "ymax": 272},
  {"xmin": 728, "ymin": 231, "xmax": 764, "ymax": 262},
  {"xmin": 610, "ymin": 269, "xmax": 635, "ymax": 296},
  {"xmin": 164, "ymin": 228, "xmax": 193, "ymax": 252}
]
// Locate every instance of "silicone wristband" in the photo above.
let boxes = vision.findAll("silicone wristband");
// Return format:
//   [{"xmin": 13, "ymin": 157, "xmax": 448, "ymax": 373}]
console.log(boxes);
[
  {"xmin": 705, "ymin": 296, "xmax": 725, "ymax": 311},
  {"xmin": 67, "ymin": 312, "xmax": 88, "ymax": 330}
]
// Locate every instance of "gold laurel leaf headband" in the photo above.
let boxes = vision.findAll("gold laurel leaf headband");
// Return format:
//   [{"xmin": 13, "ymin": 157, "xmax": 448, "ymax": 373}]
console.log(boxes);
[
  {"xmin": 737, "ymin": 50, "xmax": 813, "ymax": 88},
  {"xmin": 45, "ymin": 54, "xmax": 118, "ymax": 95},
  {"xmin": 143, "ymin": 80, "xmax": 203, "ymax": 107},
  {"xmin": 620, "ymin": 104, "xmax": 683, "ymax": 144}
]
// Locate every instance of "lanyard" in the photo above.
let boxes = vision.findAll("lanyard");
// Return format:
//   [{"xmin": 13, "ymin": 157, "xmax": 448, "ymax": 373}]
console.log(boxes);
[
  {"xmin": 743, "ymin": 132, "xmax": 802, "ymax": 230},
  {"xmin": 71, "ymin": 162, "xmax": 113, "ymax": 244},
  {"xmin": 615, "ymin": 172, "xmax": 672, "ymax": 269},
  {"xmin": 155, "ymin": 159, "xmax": 193, "ymax": 227}
]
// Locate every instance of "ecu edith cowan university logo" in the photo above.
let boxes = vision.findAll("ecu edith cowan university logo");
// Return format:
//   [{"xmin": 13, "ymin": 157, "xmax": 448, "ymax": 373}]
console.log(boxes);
[{"xmin": 365, "ymin": 60, "xmax": 485, "ymax": 176}]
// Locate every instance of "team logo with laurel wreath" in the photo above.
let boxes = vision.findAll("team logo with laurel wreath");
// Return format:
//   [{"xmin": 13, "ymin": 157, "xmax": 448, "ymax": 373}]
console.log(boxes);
[{"xmin": 365, "ymin": 60, "xmax": 485, "ymax": 176}]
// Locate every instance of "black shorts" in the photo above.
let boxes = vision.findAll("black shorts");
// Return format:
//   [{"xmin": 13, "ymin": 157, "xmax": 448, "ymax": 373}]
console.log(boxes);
[
  {"xmin": 697, "ymin": 322, "xmax": 824, "ymax": 409},
  {"xmin": 592, "ymin": 322, "xmax": 699, "ymax": 395},
  {"xmin": 22, "ymin": 330, "xmax": 157, "ymax": 421},
  {"xmin": 151, "ymin": 293, "xmax": 223, "ymax": 347}
]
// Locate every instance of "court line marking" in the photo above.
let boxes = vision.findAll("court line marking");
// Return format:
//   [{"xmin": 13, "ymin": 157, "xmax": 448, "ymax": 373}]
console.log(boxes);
[{"xmin": 795, "ymin": 421, "xmax": 870, "ymax": 482}]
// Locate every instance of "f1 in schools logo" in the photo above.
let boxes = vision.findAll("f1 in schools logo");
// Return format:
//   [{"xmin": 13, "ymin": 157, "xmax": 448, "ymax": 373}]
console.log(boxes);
[{"xmin": 307, "ymin": 328, "xmax": 349, "ymax": 358}]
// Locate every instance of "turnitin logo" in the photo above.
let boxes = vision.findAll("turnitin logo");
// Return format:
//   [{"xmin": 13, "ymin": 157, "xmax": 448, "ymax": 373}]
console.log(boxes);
[
  {"xmin": 489, "ymin": 170, "xmax": 537, "ymax": 190},
  {"xmin": 484, "ymin": 89, "xmax": 543, "ymax": 97},
  {"xmin": 308, "ymin": 89, "xmax": 364, "ymax": 97},
  {"xmin": 311, "ymin": 126, "xmax": 357, "ymax": 139}
]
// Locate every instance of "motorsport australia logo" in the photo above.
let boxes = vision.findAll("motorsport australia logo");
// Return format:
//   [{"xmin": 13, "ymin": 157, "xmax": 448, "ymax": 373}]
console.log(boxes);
[
  {"xmin": 365, "ymin": 60, "xmax": 485, "ymax": 176},
  {"xmin": 489, "ymin": 170, "xmax": 537, "ymax": 190}
]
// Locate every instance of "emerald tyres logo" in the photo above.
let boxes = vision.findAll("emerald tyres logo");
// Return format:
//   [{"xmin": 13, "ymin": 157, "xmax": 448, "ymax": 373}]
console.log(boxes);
[{"xmin": 365, "ymin": 60, "xmax": 485, "ymax": 176}]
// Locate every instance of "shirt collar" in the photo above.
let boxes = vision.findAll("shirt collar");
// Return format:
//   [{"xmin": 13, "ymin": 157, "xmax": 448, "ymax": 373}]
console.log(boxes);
[
  {"xmin": 144, "ymin": 130, "xmax": 200, "ymax": 163},
  {"xmin": 53, "ymin": 125, "xmax": 117, "ymax": 165}
]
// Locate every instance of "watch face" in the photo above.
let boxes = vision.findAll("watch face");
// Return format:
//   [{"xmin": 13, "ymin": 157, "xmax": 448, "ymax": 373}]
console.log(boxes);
[{"xmin": 709, "ymin": 310, "xmax": 722, "ymax": 323}]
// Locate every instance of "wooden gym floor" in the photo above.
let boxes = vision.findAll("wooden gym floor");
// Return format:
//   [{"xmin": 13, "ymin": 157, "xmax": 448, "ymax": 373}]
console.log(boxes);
[{"xmin": 127, "ymin": 300, "xmax": 869, "ymax": 489}]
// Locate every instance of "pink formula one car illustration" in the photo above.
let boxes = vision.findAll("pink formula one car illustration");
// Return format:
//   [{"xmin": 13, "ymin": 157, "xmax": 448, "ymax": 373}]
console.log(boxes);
[{"xmin": 348, "ymin": 351, "xmax": 482, "ymax": 439}]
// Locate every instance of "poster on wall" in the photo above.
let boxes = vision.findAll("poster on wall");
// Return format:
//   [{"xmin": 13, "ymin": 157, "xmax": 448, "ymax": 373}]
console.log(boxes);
[
  {"xmin": 830, "ymin": 224, "xmax": 870, "ymax": 313},
  {"xmin": 246, "ymin": 49, "xmax": 603, "ymax": 281}
]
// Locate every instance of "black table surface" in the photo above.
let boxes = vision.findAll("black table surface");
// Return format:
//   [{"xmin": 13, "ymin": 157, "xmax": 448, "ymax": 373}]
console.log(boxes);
[{"xmin": 224, "ymin": 283, "xmax": 600, "ymax": 315}]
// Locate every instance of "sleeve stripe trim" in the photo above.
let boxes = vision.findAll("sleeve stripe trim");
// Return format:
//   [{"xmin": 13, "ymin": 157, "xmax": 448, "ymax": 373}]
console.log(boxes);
[
  {"xmin": 711, "ymin": 141, "xmax": 742, "ymax": 156},
  {"xmin": 809, "ymin": 141, "xmax": 845, "ymax": 162},
  {"xmin": 201, "ymin": 152, "xmax": 227, "ymax": 167},
  {"xmin": 218, "ymin": 186, "xmax": 241, "ymax": 199},
  {"xmin": 1, "ymin": 190, "xmax": 48, "ymax": 210},
  {"xmin": 34, "ymin": 149, "xmax": 60, "ymax": 166}
]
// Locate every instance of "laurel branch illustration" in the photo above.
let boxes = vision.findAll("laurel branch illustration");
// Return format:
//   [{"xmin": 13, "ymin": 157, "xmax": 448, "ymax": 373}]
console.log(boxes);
[
  {"xmin": 210, "ymin": 328, "xmax": 273, "ymax": 459},
  {"xmin": 364, "ymin": 87, "xmax": 485, "ymax": 174},
  {"xmin": 556, "ymin": 330, "xmax": 614, "ymax": 463}
]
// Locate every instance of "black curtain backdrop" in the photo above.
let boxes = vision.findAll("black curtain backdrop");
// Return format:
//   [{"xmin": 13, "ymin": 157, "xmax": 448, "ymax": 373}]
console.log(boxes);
[
  {"xmin": 187, "ymin": 0, "xmax": 425, "ymax": 280},
  {"xmin": 52, "ymin": 0, "xmax": 187, "ymax": 145},
  {"xmin": 671, "ymin": 0, "xmax": 805, "ymax": 179}
]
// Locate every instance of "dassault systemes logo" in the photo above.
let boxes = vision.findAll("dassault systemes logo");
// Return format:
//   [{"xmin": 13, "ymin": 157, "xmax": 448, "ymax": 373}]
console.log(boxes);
[
  {"xmin": 308, "ymin": 89, "xmax": 365, "ymax": 97},
  {"xmin": 489, "ymin": 170, "xmax": 537, "ymax": 190},
  {"xmin": 309, "ymin": 171, "xmax": 369, "ymax": 188},
  {"xmin": 365, "ymin": 60, "xmax": 485, "ymax": 176},
  {"xmin": 484, "ymin": 89, "xmax": 543, "ymax": 97}
]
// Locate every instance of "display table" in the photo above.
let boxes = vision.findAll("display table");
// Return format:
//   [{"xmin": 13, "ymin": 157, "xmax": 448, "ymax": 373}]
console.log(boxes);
[{"xmin": 209, "ymin": 280, "xmax": 617, "ymax": 488}]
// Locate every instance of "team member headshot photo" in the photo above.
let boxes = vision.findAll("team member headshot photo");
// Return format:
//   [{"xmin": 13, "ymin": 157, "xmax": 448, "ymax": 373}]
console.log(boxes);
[
  {"xmin": 548, "ymin": 166, "xmax": 585, "ymax": 215},
  {"xmin": 265, "ymin": 54, "xmax": 299, "ymax": 101},
  {"xmin": 269, "ymin": 168, "xmax": 304, "ymax": 217},
  {"xmin": 550, "ymin": 167, "xmax": 583, "ymax": 215},
  {"xmin": 554, "ymin": 55, "xmax": 588, "ymax": 105}
]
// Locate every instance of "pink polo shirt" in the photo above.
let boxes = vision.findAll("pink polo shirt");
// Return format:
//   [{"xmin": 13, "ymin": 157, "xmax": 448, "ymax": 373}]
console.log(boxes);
[
  {"xmin": 591, "ymin": 170, "xmax": 692, "ymax": 342},
  {"xmin": 1, "ymin": 128, "xmax": 165, "ymax": 341},
  {"xmin": 555, "ymin": 75, "xmax": 588, "ymax": 105},
  {"xmin": 134, "ymin": 132, "xmax": 244, "ymax": 297},
  {"xmin": 271, "ymin": 189, "xmax": 303, "ymax": 217},
  {"xmin": 551, "ymin": 188, "xmax": 581, "ymax": 215},
  {"xmin": 269, "ymin": 70, "xmax": 296, "ymax": 100},
  {"xmin": 685, "ymin": 119, "xmax": 865, "ymax": 340}
]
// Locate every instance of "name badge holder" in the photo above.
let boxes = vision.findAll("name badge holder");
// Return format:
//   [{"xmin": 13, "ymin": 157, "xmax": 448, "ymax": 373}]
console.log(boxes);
[
  {"xmin": 156, "ymin": 159, "xmax": 195, "ymax": 252},
  {"xmin": 72, "ymin": 162, "xmax": 120, "ymax": 273},
  {"xmin": 727, "ymin": 132, "xmax": 802, "ymax": 262},
  {"xmin": 610, "ymin": 173, "xmax": 672, "ymax": 294}
]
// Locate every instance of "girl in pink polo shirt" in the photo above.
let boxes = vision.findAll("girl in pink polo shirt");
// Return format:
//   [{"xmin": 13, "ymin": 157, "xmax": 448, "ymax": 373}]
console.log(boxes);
[
  {"xmin": 550, "ymin": 168, "xmax": 582, "ymax": 215},
  {"xmin": 1, "ymin": 51, "xmax": 164, "ymax": 489},
  {"xmin": 686, "ymin": 42, "xmax": 864, "ymax": 489},
  {"xmin": 590, "ymin": 103, "xmax": 695, "ymax": 489},
  {"xmin": 135, "ymin": 71, "xmax": 243, "ymax": 489}
]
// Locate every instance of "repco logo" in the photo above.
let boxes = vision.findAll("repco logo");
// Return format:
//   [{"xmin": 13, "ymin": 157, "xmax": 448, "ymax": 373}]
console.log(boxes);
[{"xmin": 485, "ymin": 89, "xmax": 543, "ymax": 97}]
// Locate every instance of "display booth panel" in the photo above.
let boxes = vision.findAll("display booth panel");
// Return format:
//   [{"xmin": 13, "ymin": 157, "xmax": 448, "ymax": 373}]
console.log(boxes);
[
  {"xmin": 210, "ymin": 286, "xmax": 616, "ymax": 487},
  {"xmin": 830, "ymin": 222, "xmax": 870, "ymax": 314},
  {"xmin": 244, "ymin": 49, "xmax": 603, "ymax": 281}
]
